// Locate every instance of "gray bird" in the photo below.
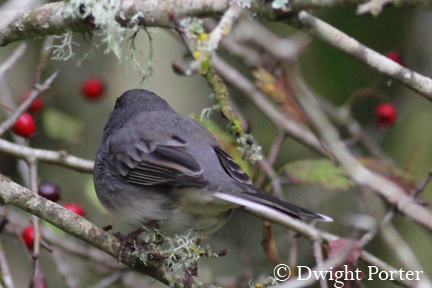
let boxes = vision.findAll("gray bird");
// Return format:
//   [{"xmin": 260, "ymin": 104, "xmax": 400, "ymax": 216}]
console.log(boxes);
[{"xmin": 94, "ymin": 89, "xmax": 332, "ymax": 237}]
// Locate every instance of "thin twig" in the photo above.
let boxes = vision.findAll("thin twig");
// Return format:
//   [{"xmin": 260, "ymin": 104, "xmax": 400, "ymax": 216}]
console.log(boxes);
[
  {"xmin": 232, "ymin": 20, "xmax": 310, "ymax": 60},
  {"xmin": 29, "ymin": 161, "xmax": 41, "ymax": 258},
  {"xmin": 291, "ymin": 11, "xmax": 432, "ymax": 102},
  {"xmin": 208, "ymin": 4, "xmax": 242, "ymax": 52},
  {"xmin": 290, "ymin": 71, "xmax": 432, "ymax": 232},
  {"xmin": 288, "ymin": 234, "xmax": 298, "ymax": 270},
  {"xmin": 212, "ymin": 55, "xmax": 326, "ymax": 156},
  {"xmin": 356, "ymin": 0, "xmax": 393, "ymax": 16},
  {"xmin": 0, "ymin": 43, "xmax": 26, "ymax": 80},
  {"xmin": 221, "ymin": 36, "xmax": 260, "ymax": 67},
  {"xmin": 380, "ymin": 214, "xmax": 432, "ymax": 286},
  {"xmin": 312, "ymin": 239, "xmax": 328, "ymax": 288},
  {"xmin": 257, "ymin": 129, "xmax": 285, "ymax": 198},
  {"xmin": 413, "ymin": 169, "xmax": 432, "ymax": 198},
  {"xmin": 0, "ymin": 242, "xmax": 14, "ymax": 288},
  {"xmin": 0, "ymin": 80, "xmax": 30, "ymax": 186},
  {"xmin": 15, "ymin": 225, "xmax": 33, "ymax": 262},
  {"xmin": 0, "ymin": 70, "xmax": 59, "ymax": 137},
  {"xmin": 261, "ymin": 221, "xmax": 281, "ymax": 264},
  {"xmin": 268, "ymin": 129, "xmax": 286, "ymax": 165},
  {"xmin": 0, "ymin": 138, "xmax": 94, "ymax": 172},
  {"xmin": 280, "ymin": 241, "xmax": 355, "ymax": 288},
  {"xmin": 50, "ymin": 250, "xmax": 80, "ymax": 288},
  {"xmin": 28, "ymin": 159, "xmax": 44, "ymax": 288},
  {"xmin": 258, "ymin": 159, "xmax": 284, "ymax": 199},
  {"xmin": 89, "ymin": 271, "xmax": 124, "ymax": 288},
  {"xmin": 357, "ymin": 208, "xmax": 395, "ymax": 249},
  {"xmin": 34, "ymin": 36, "xmax": 55, "ymax": 84},
  {"xmin": 321, "ymin": 102, "xmax": 388, "ymax": 161}
]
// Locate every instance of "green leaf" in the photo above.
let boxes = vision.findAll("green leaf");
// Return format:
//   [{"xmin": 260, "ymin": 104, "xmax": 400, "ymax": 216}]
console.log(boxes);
[
  {"xmin": 42, "ymin": 108, "xmax": 84, "ymax": 143},
  {"xmin": 282, "ymin": 159, "xmax": 353, "ymax": 190}
]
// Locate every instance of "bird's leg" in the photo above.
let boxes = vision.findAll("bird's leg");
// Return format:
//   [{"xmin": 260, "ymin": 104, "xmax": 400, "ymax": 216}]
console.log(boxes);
[
  {"xmin": 114, "ymin": 226, "xmax": 146, "ymax": 262},
  {"xmin": 102, "ymin": 224, "xmax": 113, "ymax": 231},
  {"xmin": 186, "ymin": 263, "xmax": 198, "ymax": 287}
]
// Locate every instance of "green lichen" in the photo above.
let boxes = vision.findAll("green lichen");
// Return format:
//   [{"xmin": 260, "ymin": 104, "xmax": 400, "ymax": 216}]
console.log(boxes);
[
  {"xmin": 230, "ymin": 0, "xmax": 252, "ymax": 9},
  {"xmin": 64, "ymin": 0, "xmax": 125, "ymax": 59},
  {"xmin": 180, "ymin": 17, "xmax": 205, "ymax": 37},
  {"xmin": 271, "ymin": 0, "xmax": 291, "ymax": 11},
  {"xmin": 126, "ymin": 28, "xmax": 154, "ymax": 83},
  {"xmin": 237, "ymin": 136, "xmax": 262, "ymax": 162},
  {"xmin": 200, "ymin": 107, "xmax": 213, "ymax": 121},
  {"xmin": 251, "ymin": 276, "xmax": 279, "ymax": 288},
  {"xmin": 50, "ymin": 30, "xmax": 77, "ymax": 61},
  {"xmin": 50, "ymin": 0, "xmax": 153, "ymax": 82},
  {"xmin": 132, "ymin": 231, "xmax": 204, "ymax": 287},
  {"xmin": 180, "ymin": 17, "xmax": 213, "ymax": 72},
  {"xmin": 178, "ymin": 17, "xmax": 262, "ymax": 162}
]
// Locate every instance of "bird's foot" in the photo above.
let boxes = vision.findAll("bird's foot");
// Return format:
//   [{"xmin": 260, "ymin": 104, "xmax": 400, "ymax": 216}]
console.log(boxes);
[
  {"xmin": 186, "ymin": 259, "xmax": 199, "ymax": 286},
  {"xmin": 114, "ymin": 227, "xmax": 146, "ymax": 263},
  {"xmin": 102, "ymin": 224, "xmax": 113, "ymax": 231}
]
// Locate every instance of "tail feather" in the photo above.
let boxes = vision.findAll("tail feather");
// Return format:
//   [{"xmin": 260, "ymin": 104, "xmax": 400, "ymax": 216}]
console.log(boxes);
[{"xmin": 214, "ymin": 192, "xmax": 332, "ymax": 222}]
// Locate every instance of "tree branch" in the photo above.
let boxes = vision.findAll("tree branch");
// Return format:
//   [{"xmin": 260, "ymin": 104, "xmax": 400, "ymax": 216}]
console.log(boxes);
[
  {"xmin": 0, "ymin": 174, "xmax": 220, "ymax": 288},
  {"xmin": 380, "ymin": 214, "xmax": 432, "ymax": 286},
  {"xmin": 0, "ymin": 242, "xmax": 14, "ymax": 288},
  {"xmin": 0, "ymin": 0, "xmax": 239, "ymax": 47},
  {"xmin": 290, "ymin": 11, "xmax": 432, "ymax": 102},
  {"xmin": 212, "ymin": 55, "xmax": 326, "ymax": 156},
  {"xmin": 1, "ymin": 0, "xmax": 431, "ymax": 47},
  {"xmin": 291, "ymin": 73, "xmax": 432, "ymax": 232},
  {"xmin": 0, "ymin": 138, "xmax": 94, "ymax": 173},
  {"xmin": 0, "ymin": 42, "xmax": 26, "ymax": 79},
  {"xmin": 0, "ymin": 70, "xmax": 58, "ymax": 137},
  {"xmin": 208, "ymin": 4, "xmax": 242, "ymax": 51}
]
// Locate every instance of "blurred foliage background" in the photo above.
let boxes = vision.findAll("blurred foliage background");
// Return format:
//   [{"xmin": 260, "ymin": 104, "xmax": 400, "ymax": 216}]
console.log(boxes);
[{"xmin": 0, "ymin": 1, "xmax": 431, "ymax": 287}]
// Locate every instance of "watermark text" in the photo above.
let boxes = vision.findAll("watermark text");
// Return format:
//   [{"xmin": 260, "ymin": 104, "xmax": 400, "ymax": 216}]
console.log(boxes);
[{"xmin": 273, "ymin": 264, "xmax": 424, "ymax": 288}]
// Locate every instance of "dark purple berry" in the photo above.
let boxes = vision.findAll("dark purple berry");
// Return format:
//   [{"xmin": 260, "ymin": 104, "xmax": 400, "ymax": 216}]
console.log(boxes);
[{"xmin": 38, "ymin": 182, "xmax": 61, "ymax": 202}]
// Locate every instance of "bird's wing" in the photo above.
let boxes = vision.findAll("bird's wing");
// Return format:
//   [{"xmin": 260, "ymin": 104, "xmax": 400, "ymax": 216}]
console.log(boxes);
[
  {"xmin": 214, "ymin": 146, "xmax": 254, "ymax": 186},
  {"xmin": 107, "ymin": 128, "xmax": 205, "ymax": 186}
]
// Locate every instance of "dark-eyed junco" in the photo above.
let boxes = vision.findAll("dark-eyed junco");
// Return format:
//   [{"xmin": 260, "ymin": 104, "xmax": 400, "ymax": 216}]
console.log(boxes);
[{"xmin": 93, "ymin": 89, "xmax": 331, "ymax": 236}]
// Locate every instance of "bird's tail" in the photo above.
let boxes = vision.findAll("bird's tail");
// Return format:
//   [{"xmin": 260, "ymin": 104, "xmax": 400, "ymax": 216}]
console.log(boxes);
[{"xmin": 214, "ymin": 192, "xmax": 333, "ymax": 222}]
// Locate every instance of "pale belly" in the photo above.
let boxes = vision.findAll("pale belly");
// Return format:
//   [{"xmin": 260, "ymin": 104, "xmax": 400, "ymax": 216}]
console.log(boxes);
[{"xmin": 98, "ymin": 185, "xmax": 237, "ymax": 236}]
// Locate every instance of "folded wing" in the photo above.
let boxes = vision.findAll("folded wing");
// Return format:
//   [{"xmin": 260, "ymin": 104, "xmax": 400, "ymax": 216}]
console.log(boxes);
[{"xmin": 107, "ymin": 128, "xmax": 205, "ymax": 187}]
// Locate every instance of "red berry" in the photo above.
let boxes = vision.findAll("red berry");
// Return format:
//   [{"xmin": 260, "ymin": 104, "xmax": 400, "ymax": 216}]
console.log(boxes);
[
  {"xmin": 29, "ymin": 97, "xmax": 44, "ymax": 113},
  {"xmin": 386, "ymin": 50, "xmax": 404, "ymax": 66},
  {"xmin": 374, "ymin": 102, "xmax": 397, "ymax": 127},
  {"xmin": 38, "ymin": 182, "xmax": 61, "ymax": 202},
  {"xmin": 12, "ymin": 113, "xmax": 36, "ymax": 138},
  {"xmin": 22, "ymin": 225, "xmax": 34, "ymax": 250},
  {"xmin": 20, "ymin": 90, "xmax": 44, "ymax": 113},
  {"xmin": 81, "ymin": 77, "xmax": 105, "ymax": 100},
  {"xmin": 63, "ymin": 203, "xmax": 85, "ymax": 217}
]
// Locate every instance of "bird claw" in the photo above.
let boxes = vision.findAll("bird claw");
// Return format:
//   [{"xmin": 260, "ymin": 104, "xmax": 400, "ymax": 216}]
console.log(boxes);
[{"xmin": 114, "ymin": 227, "xmax": 146, "ymax": 263}]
